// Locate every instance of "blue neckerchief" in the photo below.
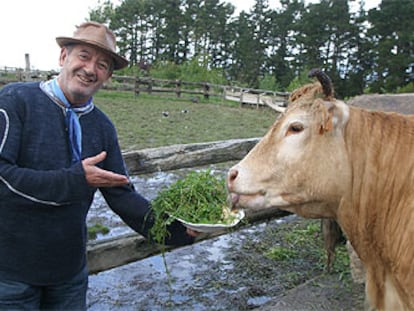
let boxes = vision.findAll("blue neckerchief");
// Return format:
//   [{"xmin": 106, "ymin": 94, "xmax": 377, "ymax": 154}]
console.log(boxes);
[{"xmin": 40, "ymin": 78, "xmax": 94, "ymax": 164}]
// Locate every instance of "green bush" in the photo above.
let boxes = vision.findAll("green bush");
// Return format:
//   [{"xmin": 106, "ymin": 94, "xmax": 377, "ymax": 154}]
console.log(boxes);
[
  {"xmin": 259, "ymin": 73, "xmax": 280, "ymax": 91},
  {"xmin": 397, "ymin": 82, "xmax": 414, "ymax": 93}
]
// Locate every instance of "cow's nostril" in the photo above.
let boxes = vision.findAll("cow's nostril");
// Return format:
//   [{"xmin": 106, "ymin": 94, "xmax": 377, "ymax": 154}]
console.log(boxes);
[{"xmin": 228, "ymin": 168, "xmax": 238, "ymax": 183}]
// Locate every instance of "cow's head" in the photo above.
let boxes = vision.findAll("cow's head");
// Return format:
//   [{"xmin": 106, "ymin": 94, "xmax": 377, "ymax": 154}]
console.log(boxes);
[{"xmin": 227, "ymin": 69, "xmax": 352, "ymax": 218}]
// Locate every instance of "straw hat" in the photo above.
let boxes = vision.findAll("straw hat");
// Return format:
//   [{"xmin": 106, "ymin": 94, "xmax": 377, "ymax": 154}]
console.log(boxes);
[{"xmin": 56, "ymin": 21, "xmax": 128, "ymax": 70}]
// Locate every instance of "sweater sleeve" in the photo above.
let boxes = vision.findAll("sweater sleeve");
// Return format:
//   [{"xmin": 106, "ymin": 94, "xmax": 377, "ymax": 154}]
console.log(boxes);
[
  {"xmin": 0, "ymin": 160, "xmax": 91, "ymax": 206},
  {"xmin": 0, "ymin": 89, "xmax": 92, "ymax": 206}
]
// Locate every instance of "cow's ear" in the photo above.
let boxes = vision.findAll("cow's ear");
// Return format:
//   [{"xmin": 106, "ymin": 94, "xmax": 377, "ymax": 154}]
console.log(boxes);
[{"xmin": 324, "ymin": 100, "xmax": 350, "ymax": 134}]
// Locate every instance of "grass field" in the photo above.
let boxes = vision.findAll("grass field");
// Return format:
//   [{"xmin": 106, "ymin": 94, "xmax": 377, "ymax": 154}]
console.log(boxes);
[{"xmin": 94, "ymin": 90, "xmax": 279, "ymax": 151}]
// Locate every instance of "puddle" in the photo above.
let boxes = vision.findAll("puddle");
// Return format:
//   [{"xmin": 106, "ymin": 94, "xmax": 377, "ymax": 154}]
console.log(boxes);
[{"xmin": 87, "ymin": 215, "xmax": 296, "ymax": 310}]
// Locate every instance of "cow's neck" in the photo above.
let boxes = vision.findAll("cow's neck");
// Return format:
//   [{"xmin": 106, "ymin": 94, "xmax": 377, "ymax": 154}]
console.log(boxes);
[
  {"xmin": 338, "ymin": 107, "xmax": 414, "ymax": 257},
  {"xmin": 336, "ymin": 107, "xmax": 414, "ymax": 308},
  {"xmin": 339, "ymin": 107, "xmax": 413, "ymax": 246}
]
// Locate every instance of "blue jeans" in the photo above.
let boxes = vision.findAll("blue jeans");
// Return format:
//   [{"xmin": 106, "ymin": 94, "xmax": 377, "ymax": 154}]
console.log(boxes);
[{"xmin": 0, "ymin": 267, "xmax": 88, "ymax": 311}]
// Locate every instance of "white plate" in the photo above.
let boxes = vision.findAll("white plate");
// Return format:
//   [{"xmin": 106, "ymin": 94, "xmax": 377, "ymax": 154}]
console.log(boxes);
[{"xmin": 175, "ymin": 210, "xmax": 245, "ymax": 233}]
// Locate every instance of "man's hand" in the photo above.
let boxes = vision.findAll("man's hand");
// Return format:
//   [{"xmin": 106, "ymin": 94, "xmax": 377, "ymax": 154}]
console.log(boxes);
[{"xmin": 82, "ymin": 151, "xmax": 129, "ymax": 187}]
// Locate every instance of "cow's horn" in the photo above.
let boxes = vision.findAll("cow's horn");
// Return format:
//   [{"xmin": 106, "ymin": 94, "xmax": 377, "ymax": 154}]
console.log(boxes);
[{"xmin": 308, "ymin": 68, "xmax": 333, "ymax": 98}]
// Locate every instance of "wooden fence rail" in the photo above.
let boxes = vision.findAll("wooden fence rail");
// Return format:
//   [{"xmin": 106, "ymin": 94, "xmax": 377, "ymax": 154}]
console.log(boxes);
[
  {"xmin": 122, "ymin": 137, "xmax": 260, "ymax": 175},
  {"xmin": 135, "ymin": 77, "xmax": 216, "ymax": 100}
]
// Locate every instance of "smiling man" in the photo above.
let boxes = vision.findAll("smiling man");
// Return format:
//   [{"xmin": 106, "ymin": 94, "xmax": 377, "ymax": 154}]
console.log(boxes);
[{"xmin": 0, "ymin": 21, "xmax": 196, "ymax": 310}]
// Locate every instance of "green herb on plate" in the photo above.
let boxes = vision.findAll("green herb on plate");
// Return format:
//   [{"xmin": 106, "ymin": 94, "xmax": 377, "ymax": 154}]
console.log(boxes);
[{"xmin": 149, "ymin": 169, "xmax": 234, "ymax": 244}]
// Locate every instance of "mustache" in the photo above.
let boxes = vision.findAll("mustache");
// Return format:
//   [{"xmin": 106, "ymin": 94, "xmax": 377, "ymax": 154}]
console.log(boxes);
[{"xmin": 78, "ymin": 69, "xmax": 97, "ymax": 81}]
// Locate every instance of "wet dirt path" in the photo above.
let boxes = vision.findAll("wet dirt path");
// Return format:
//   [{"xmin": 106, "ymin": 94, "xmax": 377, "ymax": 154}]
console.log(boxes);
[{"xmin": 87, "ymin": 217, "xmax": 293, "ymax": 310}]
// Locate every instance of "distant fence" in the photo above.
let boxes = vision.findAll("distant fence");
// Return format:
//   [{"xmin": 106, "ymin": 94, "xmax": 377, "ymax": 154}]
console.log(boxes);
[
  {"xmin": 106, "ymin": 75, "xmax": 289, "ymax": 109},
  {"xmin": 0, "ymin": 66, "xmax": 58, "ymax": 86},
  {"xmin": 0, "ymin": 69, "xmax": 289, "ymax": 110}
]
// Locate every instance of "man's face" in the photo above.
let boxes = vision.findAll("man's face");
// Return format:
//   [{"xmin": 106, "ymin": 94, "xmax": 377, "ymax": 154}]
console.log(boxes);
[{"xmin": 57, "ymin": 44, "xmax": 113, "ymax": 105}]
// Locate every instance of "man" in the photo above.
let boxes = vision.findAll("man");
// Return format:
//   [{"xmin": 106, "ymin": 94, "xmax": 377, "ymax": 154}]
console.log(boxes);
[{"xmin": 0, "ymin": 21, "xmax": 196, "ymax": 310}]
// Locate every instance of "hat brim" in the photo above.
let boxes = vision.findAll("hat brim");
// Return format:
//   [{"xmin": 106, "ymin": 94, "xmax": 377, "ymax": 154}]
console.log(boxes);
[{"xmin": 56, "ymin": 37, "xmax": 128, "ymax": 70}]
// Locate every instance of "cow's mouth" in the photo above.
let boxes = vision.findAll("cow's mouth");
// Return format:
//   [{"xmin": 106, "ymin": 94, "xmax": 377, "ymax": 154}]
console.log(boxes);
[
  {"xmin": 229, "ymin": 191, "xmax": 266, "ymax": 210},
  {"xmin": 229, "ymin": 190, "xmax": 302, "ymax": 210}
]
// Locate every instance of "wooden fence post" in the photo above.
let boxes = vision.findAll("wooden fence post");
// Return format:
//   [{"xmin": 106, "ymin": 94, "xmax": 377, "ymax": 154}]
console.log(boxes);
[
  {"xmin": 239, "ymin": 89, "xmax": 244, "ymax": 107},
  {"xmin": 17, "ymin": 69, "xmax": 23, "ymax": 81},
  {"xmin": 135, "ymin": 77, "xmax": 140, "ymax": 96},
  {"xmin": 148, "ymin": 79, "xmax": 153, "ymax": 94},
  {"xmin": 175, "ymin": 80, "xmax": 181, "ymax": 97},
  {"xmin": 203, "ymin": 82, "xmax": 210, "ymax": 100}
]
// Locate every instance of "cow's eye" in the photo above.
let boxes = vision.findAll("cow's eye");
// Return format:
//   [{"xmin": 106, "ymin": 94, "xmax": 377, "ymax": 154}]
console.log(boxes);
[{"xmin": 287, "ymin": 122, "xmax": 304, "ymax": 135}]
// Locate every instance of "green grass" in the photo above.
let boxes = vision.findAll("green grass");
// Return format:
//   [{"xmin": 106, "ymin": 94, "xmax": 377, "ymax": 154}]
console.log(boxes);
[
  {"xmin": 87, "ymin": 223, "xmax": 110, "ymax": 240},
  {"xmin": 149, "ymin": 169, "xmax": 229, "ymax": 246},
  {"xmin": 94, "ymin": 90, "xmax": 278, "ymax": 151},
  {"xmin": 232, "ymin": 218, "xmax": 352, "ymax": 291}
]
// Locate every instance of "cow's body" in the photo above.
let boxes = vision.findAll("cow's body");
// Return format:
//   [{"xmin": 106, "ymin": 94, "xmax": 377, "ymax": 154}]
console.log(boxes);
[{"xmin": 227, "ymin": 74, "xmax": 414, "ymax": 310}]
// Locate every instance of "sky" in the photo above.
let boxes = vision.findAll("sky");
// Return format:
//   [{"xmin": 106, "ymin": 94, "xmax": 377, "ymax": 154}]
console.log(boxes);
[{"xmin": 1, "ymin": 0, "xmax": 380, "ymax": 71}]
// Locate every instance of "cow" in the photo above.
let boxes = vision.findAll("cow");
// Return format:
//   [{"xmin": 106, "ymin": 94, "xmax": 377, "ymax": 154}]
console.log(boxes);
[{"xmin": 227, "ymin": 69, "xmax": 414, "ymax": 311}]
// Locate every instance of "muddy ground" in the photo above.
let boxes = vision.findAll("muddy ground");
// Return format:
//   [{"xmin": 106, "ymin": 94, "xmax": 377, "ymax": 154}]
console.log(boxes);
[
  {"xmin": 255, "ymin": 273, "xmax": 364, "ymax": 310},
  {"xmin": 87, "ymin": 215, "xmax": 365, "ymax": 310}
]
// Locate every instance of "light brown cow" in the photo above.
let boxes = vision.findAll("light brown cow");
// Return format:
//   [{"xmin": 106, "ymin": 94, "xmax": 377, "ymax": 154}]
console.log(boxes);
[{"xmin": 227, "ymin": 69, "xmax": 414, "ymax": 311}]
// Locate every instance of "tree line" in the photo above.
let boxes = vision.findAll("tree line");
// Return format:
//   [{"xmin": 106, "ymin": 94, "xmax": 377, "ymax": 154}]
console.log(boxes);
[{"xmin": 89, "ymin": 0, "xmax": 414, "ymax": 98}]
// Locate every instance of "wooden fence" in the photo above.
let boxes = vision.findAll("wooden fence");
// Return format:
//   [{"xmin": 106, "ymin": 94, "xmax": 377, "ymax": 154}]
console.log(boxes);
[
  {"xmin": 0, "ymin": 69, "xmax": 289, "ymax": 110},
  {"xmin": 0, "ymin": 66, "xmax": 58, "ymax": 86},
  {"xmin": 106, "ymin": 75, "xmax": 289, "ymax": 110}
]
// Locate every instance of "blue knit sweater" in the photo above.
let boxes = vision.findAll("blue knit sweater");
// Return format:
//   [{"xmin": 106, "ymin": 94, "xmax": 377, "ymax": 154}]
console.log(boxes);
[{"xmin": 0, "ymin": 82, "xmax": 193, "ymax": 285}]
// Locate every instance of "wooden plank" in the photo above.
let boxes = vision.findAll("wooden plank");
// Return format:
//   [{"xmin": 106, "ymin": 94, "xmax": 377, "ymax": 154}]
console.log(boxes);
[
  {"xmin": 225, "ymin": 89, "xmax": 289, "ymax": 108},
  {"xmin": 264, "ymin": 101, "xmax": 287, "ymax": 113},
  {"xmin": 87, "ymin": 233, "xmax": 165, "ymax": 274},
  {"xmin": 241, "ymin": 93, "xmax": 264, "ymax": 105},
  {"xmin": 122, "ymin": 137, "xmax": 261, "ymax": 175},
  {"xmin": 87, "ymin": 207, "xmax": 290, "ymax": 274},
  {"xmin": 261, "ymin": 95, "xmax": 288, "ymax": 112}
]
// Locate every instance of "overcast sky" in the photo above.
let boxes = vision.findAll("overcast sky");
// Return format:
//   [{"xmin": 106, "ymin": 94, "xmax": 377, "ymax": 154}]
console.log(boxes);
[{"xmin": 1, "ymin": 0, "xmax": 380, "ymax": 71}]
